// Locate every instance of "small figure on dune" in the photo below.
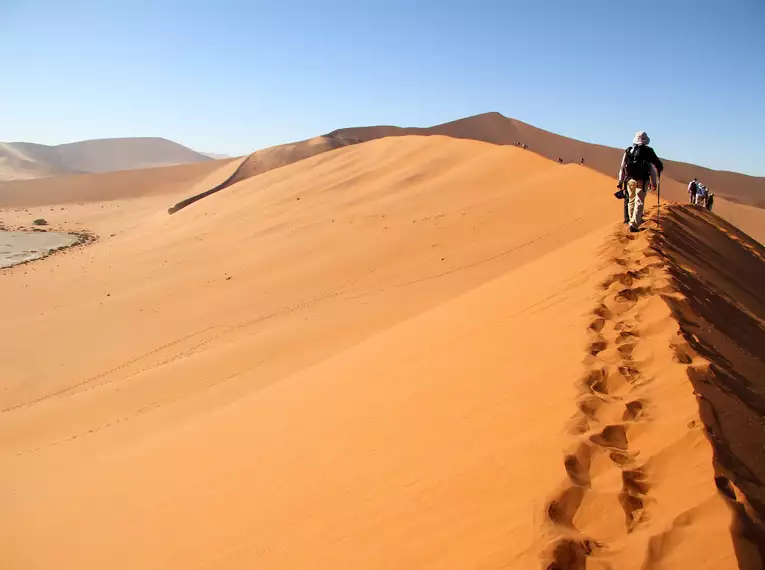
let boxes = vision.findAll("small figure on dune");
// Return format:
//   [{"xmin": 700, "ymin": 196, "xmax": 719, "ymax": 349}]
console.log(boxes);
[
  {"xmin": 688, "ymin": 178, "xmax": 698, "ymax": 203},
  {"xmin": 706, "ymin": 192, "xmax": 715, "ymax": 211},
  {"xmin": 617, "ymin": 131, "xmax": 664, "ymax": 232},
  {"xmin": 523, "ymin": 143, "xmax": 528, "ymax": 150},
  {"xmin": 580, "ymin": 157, "xmax": 585, "ymax": 165},
  {"xmin": 558, "ymin": 157, "xmax": 563, "ymax": 164},
  {"xmin": 695, "ymin": 183, "xmax": 708, "ymax": 207}
]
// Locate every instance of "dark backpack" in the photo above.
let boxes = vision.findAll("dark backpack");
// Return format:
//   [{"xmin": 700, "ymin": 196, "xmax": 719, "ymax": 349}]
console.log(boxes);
[{"xmin": 624, "ymin": 145, "xmax": 652, "ymax": 182}]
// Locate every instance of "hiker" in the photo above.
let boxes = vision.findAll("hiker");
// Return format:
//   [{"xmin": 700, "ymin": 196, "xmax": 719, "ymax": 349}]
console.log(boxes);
[
  {"xmin": 706, "ymin": 192, "xmax": 715, "ymax": 211},
  {"xmin": 617, "ymin": 131, "xmax": 663, "ymax": 232},
  {"xmin": 695, "ymin": 183, "xmax": 708, "ymax": 206},
  {"xmin": 580, "ymin": 157, "xmax": 585, "ymax": 166},
  {"xmin": 558, "ymin": 157, "xmax": 563, "ymax": 164},
  {"xmin": 688, "ymin": 178, "xmax": 698, "ymax": 203}
]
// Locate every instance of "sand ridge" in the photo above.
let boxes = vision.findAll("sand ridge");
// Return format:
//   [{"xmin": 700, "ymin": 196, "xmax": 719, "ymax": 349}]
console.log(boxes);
[
  {"xmin": 1, "ymin": 135, "xmax": 762, "ymax": 569},
  {"xmin": 542, "ymin": 212, "xmax": 739, "ymax": 568},
  {"xmin": 161, "ymin": 113, "xmax": 765, "ymax": 243}
]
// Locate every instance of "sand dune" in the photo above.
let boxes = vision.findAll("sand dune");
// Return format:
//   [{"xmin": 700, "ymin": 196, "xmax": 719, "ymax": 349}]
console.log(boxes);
[
  {"xmin": 332, "ymin": 113, "xmax": 765, "ymax": 209},
  {"xmin": 163, "ymin": 113, "xmax": 765, "ymax": 244},
  {"xmin": 0, "ymin": 138, "xmax": 213, "ymax": 182},
  {"xmin": 0, "ymin": 157, "xmax": 238, "ymax": 208},
  {"xmin": 1, "ymin": 135, "xmax": 762, "ymax": 569},
  {"xmin": 0, "ymin": 142, "xmax": 81, "ymax": 180},
  {"xmin": 166, "ymin": 136, "xmax": 351, "ymax": 212}
]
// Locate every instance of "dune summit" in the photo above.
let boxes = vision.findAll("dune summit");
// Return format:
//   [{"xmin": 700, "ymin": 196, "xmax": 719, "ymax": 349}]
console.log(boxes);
[
  {"xmin": 161, "ymin": 113, "xmax": 765, "ymax": 244},
  {"xmin": 0, "ymin": 134, "xmax": 763, "ymax": 569}
]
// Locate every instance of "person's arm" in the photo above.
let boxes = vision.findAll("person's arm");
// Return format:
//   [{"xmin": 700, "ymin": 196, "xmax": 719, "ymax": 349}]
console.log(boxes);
[
  {"xmin": 649, "ymin": 147, "xmax": 664, "ymax": 174},
  {"xmin": 617, "ymin": 151, "xmax": 628, "ymax": 187}
]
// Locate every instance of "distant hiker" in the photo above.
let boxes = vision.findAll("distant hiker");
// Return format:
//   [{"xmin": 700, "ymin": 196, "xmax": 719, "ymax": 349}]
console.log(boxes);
[
  {"xmin": 523, "ymin": 143, "xmax": 528, "ymax": 150},
  {"xmin": 695, "ymin": 183, "xmax": 708, "ymax": 206},
  {"xmin": 706, "ymin": 192, "xmax": 715, "ymax": 211},
  {"xmin": 580, "ymin": 157, "xmax": 585, "ymax": 166},
  {"xmin": 558, "ymin": 157, "xmax": 563, "ymax": 164},
  {"xmin": 617, "ymin": 131, "xmax": 663, "ymax": 232},
  {"xmin": 688, "ymin": 178, "xmax": 698, "ymax": 203}
]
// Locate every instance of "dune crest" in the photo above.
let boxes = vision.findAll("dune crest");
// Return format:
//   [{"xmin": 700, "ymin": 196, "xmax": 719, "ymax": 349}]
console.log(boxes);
[
  {"xmin": 161, "ymin": 114, "xmax": 765, "ymax": 243},
  {"xmin": 1, "ymin": 136, "xmax": 762, "ymax": 569},
  {"xmin": 542, "ymin": 207, "xmax": 765, "ymax": 568}
]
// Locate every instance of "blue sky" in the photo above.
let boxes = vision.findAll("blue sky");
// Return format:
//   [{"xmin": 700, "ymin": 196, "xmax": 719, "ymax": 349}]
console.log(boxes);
[{"xmin": 2, "ymin": 0, "xmax": 764, "ymax": 174}]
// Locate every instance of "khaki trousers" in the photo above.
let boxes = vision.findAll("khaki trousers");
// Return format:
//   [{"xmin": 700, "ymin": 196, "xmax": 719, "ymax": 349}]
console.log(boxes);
[{"xmin": 626, "ymin": 179, "xmax": 647, "ymax": 228}]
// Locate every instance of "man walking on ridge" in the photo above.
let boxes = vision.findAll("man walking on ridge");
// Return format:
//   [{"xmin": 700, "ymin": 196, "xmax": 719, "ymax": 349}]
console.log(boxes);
[
  {"xmin": 688, "ymin": 178, "xmax": 699, "ymax": 203},
  {"xmin": 617, "ymin": 131, "xmax": 663, "ymax": 232}
]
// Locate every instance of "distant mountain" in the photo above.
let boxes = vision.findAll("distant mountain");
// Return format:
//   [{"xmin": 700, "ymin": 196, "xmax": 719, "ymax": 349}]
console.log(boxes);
[{"xmin": 0, "ymin": 137, "xmax": 212, "ymax": 181}]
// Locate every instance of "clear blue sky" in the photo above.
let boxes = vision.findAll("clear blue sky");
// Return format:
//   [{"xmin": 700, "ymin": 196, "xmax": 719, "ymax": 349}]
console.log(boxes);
[{"xmin": 2, "ymin": 0, "xmax": 764, "ymax": 175}]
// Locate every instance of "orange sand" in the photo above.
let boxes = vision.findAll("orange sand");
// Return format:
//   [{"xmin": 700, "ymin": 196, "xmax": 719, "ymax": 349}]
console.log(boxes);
[{"xmin": 0, "ymin": 135, "xmax": 759, "ymax": 569}]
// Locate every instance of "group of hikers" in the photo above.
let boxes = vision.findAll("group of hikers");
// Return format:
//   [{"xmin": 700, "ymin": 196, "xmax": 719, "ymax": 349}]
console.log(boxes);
[
  {"xmin": 519, "ymin": 132, "xmax": 714, "ymax": 231},
  {"xmin": 614, "ymin": 131, "xmax": 713, "ymax": 233},
  {"xmin": 688, "ymin": 178, "xmax": 714, "ymax": 210},
  {"xmin": 556, "ymin": 157, "xmax": 586, "ymax": 165}
]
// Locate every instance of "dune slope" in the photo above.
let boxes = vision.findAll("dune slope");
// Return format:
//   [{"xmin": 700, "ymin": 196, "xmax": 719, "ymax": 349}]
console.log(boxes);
[
  {"xmin": 165, "ymin": 114, "xmax": 765, "ymax": 244},
  {"xmin": 652, "ymin": 206, "xmax": 765, "ymax": 567},
  {"xmin": 0, "ymin": 138, "xmax": 213, "ymax": 182},
  {"xmin": 333, "ymin": 113, "xmax": 765, "ymax": 208},
  {"xmin": 0, "ymin": 157, "xmax": 239, "ymax": 208},
  {"xmin": 0, "ymin": 136, "xmax": 760, "ymax": 569},
  {"xmin": 167, "ymin": 135, "xmax": 358, "ymax": 212}
]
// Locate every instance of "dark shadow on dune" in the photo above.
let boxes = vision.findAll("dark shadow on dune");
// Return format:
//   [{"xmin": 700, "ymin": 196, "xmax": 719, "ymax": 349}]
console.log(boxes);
[
  {"xmin": 167, "ymin": 159, "xmax": 246, "ymax": 214},
  {"xmin": 651, "ymin": 205, "xmax": 765, "ymax": 569}
]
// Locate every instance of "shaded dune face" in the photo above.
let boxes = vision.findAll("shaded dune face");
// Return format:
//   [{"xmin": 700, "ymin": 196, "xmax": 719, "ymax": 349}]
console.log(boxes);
[{"xmin": 0, "ymin": 135, "xmax": 762, "ymax": 570}]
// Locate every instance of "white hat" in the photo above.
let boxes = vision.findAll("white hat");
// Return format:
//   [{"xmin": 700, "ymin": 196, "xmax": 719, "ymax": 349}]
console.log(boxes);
[{"xmin": 633, "ymin": 131, "xmax": 650, "ymax": 145}]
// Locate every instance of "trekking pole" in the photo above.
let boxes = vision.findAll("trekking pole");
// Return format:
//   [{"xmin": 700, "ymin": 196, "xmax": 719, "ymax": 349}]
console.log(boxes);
[{"xmin": 657, "ymin": 176, "xmax": 661, "ymax": 226}]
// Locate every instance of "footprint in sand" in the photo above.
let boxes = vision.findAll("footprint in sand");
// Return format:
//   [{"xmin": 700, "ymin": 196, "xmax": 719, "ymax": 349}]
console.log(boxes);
[
  {"xmin": 623, "ymin": 400, "xmax": 647, "ymax": 421},
  {"xmin": 588, "ymin": 317, "xmax": 605, "ymax": 333},
  {"xmin": 590, "ymin": 424, "xmax": 628, "ymax": 451},
  {"xmin": 587, "ymin": 338, "xmax": 608, "ymax": 357},
  {"xmin": 620, "ymin": 468, "xmax": 651, "ymax": 531},
  {"xmin": 547, "ymin": 486, "xmax": 587, "ymax": 527},
  {"xmin": 564, "ymin": 443, "xmax": 594, "ymax": 487}
]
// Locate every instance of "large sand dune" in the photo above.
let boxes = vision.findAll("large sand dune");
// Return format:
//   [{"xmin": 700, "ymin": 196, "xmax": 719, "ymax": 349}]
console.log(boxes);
[
  {"xmin": 332, "ymin": 113, "xmax": 765, "ymax": 208},
  {"xmin": 0, "ymin": 157, "xmax": 239, "ymax": 208},
  {"xmin": 1, "ymin": 136, "xmax": 763, "ymax": 569},
  {"xmin": 0, "ymin": 137, "xmax": 213, "ymax": 182},
  {"xmin": 161, "ymin": 113, "xmax": 765, "ymax": 244}
]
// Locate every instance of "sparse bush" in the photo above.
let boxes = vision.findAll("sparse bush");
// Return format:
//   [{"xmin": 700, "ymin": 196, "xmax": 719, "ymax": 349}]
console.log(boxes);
[{"xmin": 32, "ymin": 218, "xmax": 48, "ymax": 226}]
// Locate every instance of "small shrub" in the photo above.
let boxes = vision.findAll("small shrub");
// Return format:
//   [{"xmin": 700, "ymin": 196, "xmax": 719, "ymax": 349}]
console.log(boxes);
[{"xmin": 32, "ymin": 218, "xmax": 48, "ymax": 226}]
